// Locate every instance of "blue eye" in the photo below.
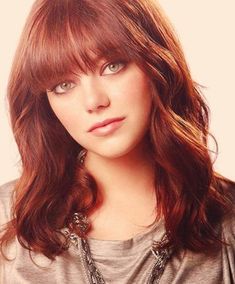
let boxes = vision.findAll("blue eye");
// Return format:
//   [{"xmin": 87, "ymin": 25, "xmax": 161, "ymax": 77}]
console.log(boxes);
[
  {"xmin": 102, "ymin": 61, "xmax": 126, "ymax": 75},
  {"xmin": 52, "ymin": 82, "xmax": 76, "ymax": 94}
]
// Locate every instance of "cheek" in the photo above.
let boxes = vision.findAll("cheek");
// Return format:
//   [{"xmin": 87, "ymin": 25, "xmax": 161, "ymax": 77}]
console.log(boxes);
[
  {"xmin": 118, "ymin": 72, "xmax": 152, "ymax": 114},
  {"xmin": 48, "ymin": 97, "xmax": 83, "ymax": 133}
]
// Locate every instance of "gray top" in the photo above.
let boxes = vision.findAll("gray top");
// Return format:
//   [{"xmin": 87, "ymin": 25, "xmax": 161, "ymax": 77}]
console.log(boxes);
[{"xmin": 0, "ymin": 180, "xmax": 234, "ymax": 284}]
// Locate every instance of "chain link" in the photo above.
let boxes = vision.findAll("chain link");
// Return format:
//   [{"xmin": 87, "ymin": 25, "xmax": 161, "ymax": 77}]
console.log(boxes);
[{"xmin": 64, "ymin": 213, "xmax": 173, "ymax": 284}]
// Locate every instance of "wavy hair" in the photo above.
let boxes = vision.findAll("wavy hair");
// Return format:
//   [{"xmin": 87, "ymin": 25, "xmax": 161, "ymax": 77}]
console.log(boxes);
[{"xmin": 1, "ymin": 0, "xmax": 233, "ymax": 259}]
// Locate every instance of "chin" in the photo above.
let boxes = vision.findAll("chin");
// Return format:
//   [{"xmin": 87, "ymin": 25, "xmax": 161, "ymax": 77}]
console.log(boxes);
[{"xmin": 87, "ymin": 139, "xmax": 145, "ymax": 160}]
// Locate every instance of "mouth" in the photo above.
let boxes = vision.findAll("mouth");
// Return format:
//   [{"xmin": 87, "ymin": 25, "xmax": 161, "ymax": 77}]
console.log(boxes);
[
  {"xmin": 88, "ymin": 117, "xmax": 125, "ymax": 132},
  {"xmin": 88, "ymin": 117, "xmax": 125, "ymax": 136}
]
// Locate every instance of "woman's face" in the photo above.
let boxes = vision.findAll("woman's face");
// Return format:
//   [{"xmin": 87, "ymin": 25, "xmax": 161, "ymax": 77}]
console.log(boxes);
[{"xmin": 47, "ymin": 59, "xmax": 153, "ymax": 159}]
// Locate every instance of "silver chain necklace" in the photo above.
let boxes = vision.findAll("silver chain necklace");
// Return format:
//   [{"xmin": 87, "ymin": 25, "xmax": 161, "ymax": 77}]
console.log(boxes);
[
  {"xmin": 70, "ymin": 150, "xmax": 173, "ymax": 283},
  {"xmin": 64, "ymin": 212, "xmax": 173, "ymax": 284}
]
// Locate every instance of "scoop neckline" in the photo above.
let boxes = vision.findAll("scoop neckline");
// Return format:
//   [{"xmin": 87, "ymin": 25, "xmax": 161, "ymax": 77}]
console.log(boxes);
[
  {"xmin": 87, "ymin": 220, "xmax": 160, "ymax": 242},
  {"xmin": 85, "ymin": 219, "xmax": 165, "ymax": 257}
]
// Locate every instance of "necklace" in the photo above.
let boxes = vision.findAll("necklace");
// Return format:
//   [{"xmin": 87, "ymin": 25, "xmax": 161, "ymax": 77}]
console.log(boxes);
[
  {"xmin": 64, "ymin": 212, "xmax": 173, "ymax": 284},
  {"xmin": 69, "ymin": 150, "xmax": 173, "ymax": 283}
]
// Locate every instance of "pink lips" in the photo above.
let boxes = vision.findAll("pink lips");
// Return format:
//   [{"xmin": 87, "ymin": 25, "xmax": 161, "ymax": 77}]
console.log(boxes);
[{"xmin": 88, "ymin": 117, "xmax": 125, "ymax": 136}]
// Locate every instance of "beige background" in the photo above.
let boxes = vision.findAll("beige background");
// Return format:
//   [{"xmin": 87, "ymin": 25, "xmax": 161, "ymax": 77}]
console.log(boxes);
[{"xmin": 0, "ymin": 1, "xmax": 234, "ymax": 185}]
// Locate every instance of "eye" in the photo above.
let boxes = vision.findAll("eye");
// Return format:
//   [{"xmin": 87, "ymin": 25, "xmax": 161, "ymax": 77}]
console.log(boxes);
[
  {"xmin": 51, "ymin": 81, "xmax": 76, "ymax": 95},
  {"xmin": 102, "ymin": 61, "xmax": 126, "ymax": 75}
]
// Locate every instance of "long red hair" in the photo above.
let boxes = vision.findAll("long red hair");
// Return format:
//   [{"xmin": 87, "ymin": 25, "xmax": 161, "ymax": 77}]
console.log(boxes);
[{"xmin": 1, "ymin": 0, "xmax": 233, "ymax": 259}]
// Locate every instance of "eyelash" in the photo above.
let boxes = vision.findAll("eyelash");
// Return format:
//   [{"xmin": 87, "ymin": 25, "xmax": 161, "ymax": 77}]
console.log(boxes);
[
  {"xmin": 51, "ymin": 81, "xmax": 76, "ymax": 95},
  {"xmin": 102, "ymin": 60, "xmax": 126, "ymax": 75},
  {"xmin": 50, "ymin": 60, "xmax": 127, "ymax": 95}
]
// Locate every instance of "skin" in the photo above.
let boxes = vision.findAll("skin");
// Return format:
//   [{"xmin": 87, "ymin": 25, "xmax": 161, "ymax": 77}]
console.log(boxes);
[{"xmin": 47, "ymin": 59, "xmax": 157, "ymax": 240}]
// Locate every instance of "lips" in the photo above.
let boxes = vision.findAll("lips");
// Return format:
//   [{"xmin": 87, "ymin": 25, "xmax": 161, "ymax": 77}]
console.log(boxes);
[{"xmin": 88, "ymin": 117, "xmax": 125, "ymax": 132}]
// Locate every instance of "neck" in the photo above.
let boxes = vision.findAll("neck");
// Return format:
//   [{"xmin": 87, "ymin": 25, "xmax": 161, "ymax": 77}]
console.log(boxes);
[
  {"xmin": 85, "ymin": 142, "xmax": 155, "ymax": 199},
  {"xmin": 83, "ymin": 141, "xmax": 158, "ymax": 239}
]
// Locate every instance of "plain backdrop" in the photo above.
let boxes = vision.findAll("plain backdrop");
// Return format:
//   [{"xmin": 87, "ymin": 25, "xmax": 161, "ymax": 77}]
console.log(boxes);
[{"xmin": 0, "ymin": 1, "xmax": 234, "ymax": 185}]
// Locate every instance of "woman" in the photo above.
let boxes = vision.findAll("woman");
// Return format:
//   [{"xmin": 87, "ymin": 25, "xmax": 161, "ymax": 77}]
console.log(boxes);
[{"xmin": 0, "ymin": 0, "xmax": 234, "ymax": 283}]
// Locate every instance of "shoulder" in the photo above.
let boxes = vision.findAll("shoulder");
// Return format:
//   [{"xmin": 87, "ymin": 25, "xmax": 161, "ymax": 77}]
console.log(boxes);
[
  {"xmin": 220, "ymin": 179, "xmax": 235, "ymax": 282},
  {"xmin": 0, "ymin": 179, "xmax": 18, "ymax": 227},
  {"xmin": 222, "ymin": 178, "xmax": 235, "ymax": 241},
  {"xmin": 215, "ymin": 175, "xmax": 235, "ymax": 196},
  {"xmin": 215, "ymin": 176, "xmax": 235, "ymax": 214},
  {"xmin": 219, "ymin": 177, "xmax": 235, "ymax": 261},
  {"xmin": 0, "ymin": 179, "xmax": 17, "ymax": 197}
]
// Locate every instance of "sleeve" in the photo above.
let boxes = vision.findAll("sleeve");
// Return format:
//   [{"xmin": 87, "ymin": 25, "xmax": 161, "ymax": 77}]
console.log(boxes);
[
  {"xmin": 0, "ymin": 180, "xmax": 17, "ymax": 229},
  {"xmin": 221, "ymin": 181, "xmax": 235, "ymax": 283},
  {"xmin": 0, "ymin": 180, "xmax": 18, "ymax": 282}
]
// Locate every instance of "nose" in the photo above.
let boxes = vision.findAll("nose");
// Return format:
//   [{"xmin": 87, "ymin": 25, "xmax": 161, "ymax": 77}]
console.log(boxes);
[{"xmin": 81, "ymin": 76, "xmax": 110, "ymax": 113}]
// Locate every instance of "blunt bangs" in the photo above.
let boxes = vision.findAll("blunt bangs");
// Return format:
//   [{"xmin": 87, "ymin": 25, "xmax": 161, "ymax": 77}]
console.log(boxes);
[
  {"xmin": 4, "ymin": 0, "xmax": 231, "ymax": 261},
  {"xmin": 23, "ymin": 0, "xmax": 145, "ymax": 94}
]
